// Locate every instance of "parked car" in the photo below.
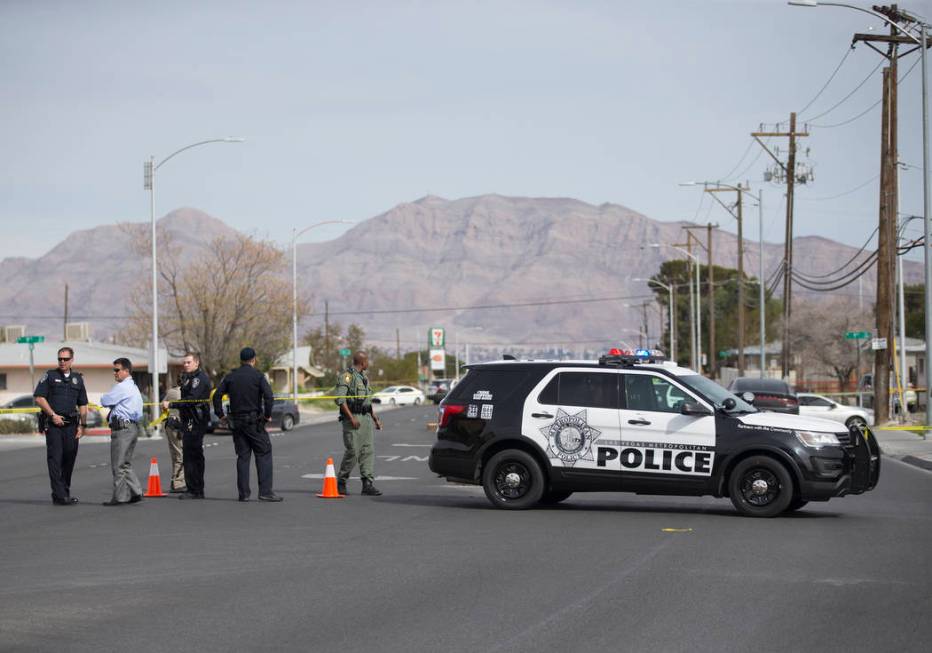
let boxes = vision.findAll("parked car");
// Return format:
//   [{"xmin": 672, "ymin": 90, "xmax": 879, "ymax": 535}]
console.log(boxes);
[
  {"xmin": 372, "ymin": 385, "xmax": 424, "ymax": 406},
  {"xmin": 727, "ymin": 377, "xmax": 799, "ymax": 414},
  {"xmin": 797, "ymin": 393, "xmax": 874, "ymax": 429},
  {"xmin": 0, "ymin": 395, "xmax": 38, "ymax": 432},
  {"xmin": 206, "ymin": 398, "xmax": 300, "ymax": 433},
  {"xmin": 428, "ymin": 379, "xmax": 456, "ymax": 404}
]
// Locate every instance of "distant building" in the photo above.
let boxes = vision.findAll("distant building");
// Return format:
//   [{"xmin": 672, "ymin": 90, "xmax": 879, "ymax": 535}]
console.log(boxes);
[
  {"xmin": 269, "ymin": 346, "xmax": 324, "ymax": 393},
  {"xmin": 0, "ymin": 341, "xmax": 175, "ymax": 406}
]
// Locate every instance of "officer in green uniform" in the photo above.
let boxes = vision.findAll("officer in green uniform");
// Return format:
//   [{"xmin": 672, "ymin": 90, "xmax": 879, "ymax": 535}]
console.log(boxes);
[{"xmin": 335, "ymin": 350, "xmax": 383, "ymax": 496}]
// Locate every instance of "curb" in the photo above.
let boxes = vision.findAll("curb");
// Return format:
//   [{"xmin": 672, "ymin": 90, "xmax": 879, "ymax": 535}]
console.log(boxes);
[{"xmin": 897, "ymin": 455, "xmax": 932, "ymax": 472}]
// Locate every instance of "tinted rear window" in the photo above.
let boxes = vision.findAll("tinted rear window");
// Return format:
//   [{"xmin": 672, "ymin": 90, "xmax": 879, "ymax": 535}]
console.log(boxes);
[
  {"xmin": 447, "ymin": 368, "xmax": 534, "ymax": 406},
  {"xmin": 731, "ymin": 378, "xmax": 793, "ymax": 394},
  {"xmin": 538, "ymin": 372, "xmax": 620, "ymax": 409}
]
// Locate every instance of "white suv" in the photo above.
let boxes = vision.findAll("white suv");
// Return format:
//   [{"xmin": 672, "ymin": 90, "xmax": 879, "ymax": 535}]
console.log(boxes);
[{"xmin": 797, "ymin": 393, "xmax": 873, "ymax": 429}]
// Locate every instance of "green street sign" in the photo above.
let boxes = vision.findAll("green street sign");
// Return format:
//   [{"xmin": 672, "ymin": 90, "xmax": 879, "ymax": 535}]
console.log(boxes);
[
  {"xmin": 845, "ymin": 331, "xmax": 870, "ymax": 340},
  {"xmin": 16, "ymin": 336, "xmax": 44, "ymax": 344},
  {"xmin": 338, "ymin": 348, "xmax": 351, "ymax": 357}
]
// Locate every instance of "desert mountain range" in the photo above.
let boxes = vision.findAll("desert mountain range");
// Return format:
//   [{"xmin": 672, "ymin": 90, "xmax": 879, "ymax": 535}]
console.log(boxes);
[{"xmin": 0, "ymin": 195, "xmax": 916, "ymax": 353}]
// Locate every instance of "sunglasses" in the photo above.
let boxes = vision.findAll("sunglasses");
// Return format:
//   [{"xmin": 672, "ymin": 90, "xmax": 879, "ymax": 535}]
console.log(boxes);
[
  {"xmin": 113, "ymin": 368, "xmax": 124, "ymax": 373},
  {"xmin": 58, "ymin": 357, "xmax": 72, "ymax": 362}
]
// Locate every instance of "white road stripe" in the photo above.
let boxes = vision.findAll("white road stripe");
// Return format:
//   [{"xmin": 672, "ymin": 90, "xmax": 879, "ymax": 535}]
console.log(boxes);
[{"xmin": 300, "ymin": 474, "xmax": 418, "ymax": 481}]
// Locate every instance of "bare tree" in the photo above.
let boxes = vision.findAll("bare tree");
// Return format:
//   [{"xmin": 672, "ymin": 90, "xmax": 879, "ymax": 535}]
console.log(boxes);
[
  {"xmin": 122, "ymin": 225, "xmax": 309, "ymax": 379},
  {"xmin": 789, "ymin": 298, "xmax": 871, "ymax": 392}
]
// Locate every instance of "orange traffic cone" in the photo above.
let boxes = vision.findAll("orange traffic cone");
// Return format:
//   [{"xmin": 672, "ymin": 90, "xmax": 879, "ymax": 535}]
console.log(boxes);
[
  {"xmin": 144, "ymin": 457, "xmax": 166, "ymax": 497},
  {"xmin": 316, "ymin": 457, "xmax": 343, "ymax": 499}
]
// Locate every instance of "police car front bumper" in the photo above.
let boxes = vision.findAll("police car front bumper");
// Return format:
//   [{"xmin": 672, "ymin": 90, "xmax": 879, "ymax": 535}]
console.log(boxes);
[{"xmin": 796, "ymin": 426, "xmax": 881, "ymax": 501}]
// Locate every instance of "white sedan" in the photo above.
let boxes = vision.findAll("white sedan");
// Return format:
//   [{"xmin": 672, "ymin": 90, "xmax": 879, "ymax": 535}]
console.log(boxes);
[
  {"xmin": 372, "ymin": 385, "xmax": 425, "ymax": 406},
  {"xmin": 797, "ymin": 393, "xmax": 874, "ymax": 429}
]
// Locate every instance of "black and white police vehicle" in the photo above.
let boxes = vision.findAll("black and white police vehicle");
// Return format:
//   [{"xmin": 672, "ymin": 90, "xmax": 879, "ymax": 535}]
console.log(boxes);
[{"xmin": 428, "ymin": 349, "xmax": 880, "ymax": 517}]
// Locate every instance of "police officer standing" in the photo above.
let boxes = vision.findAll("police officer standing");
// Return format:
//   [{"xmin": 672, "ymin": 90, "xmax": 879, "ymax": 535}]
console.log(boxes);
[
  {"xmin": 335, "ymin": 350, "xmax": 383, "ymax": 496},
  {"xmin": 163, "ymin": 352, "xmax": 211, "ymax": 500},
  {"xmin": 33, "ymin": 346, "xmax": 88, "ymax": 505},
  {"xmin": 213, "ymin": 347, "xmax": 282, "ymax": 502}
]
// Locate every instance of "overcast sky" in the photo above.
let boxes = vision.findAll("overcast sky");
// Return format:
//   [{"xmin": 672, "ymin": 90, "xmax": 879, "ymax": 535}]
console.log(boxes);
[{"xmin": 1, "ymin": 0, "xmax": 927, "ymax": 260}]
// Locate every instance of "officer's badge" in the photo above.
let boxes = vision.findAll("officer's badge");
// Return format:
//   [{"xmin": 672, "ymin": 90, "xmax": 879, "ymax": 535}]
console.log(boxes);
[{"xmin": 541, "ymin": 408, "xmax": 601, "ymax": 466}]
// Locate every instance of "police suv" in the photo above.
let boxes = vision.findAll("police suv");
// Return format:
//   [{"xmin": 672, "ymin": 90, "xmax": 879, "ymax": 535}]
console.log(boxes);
[{"xmin": 428, "ymin": 350, "xmax": 881, "ymax": 517}]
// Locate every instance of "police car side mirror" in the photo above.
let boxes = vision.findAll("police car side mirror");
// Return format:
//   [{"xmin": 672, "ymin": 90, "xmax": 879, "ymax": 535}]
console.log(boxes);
[
  {"xmin": 722, "ymin": 397, "xmax": 737, "ymax": 411},
  {"xmin": 681, "ymin": 401, "xmax": 712, "ymax": 417},
  {"xmin": 741, "ymin": 392, "xmax": 755, "ymax": 404}
]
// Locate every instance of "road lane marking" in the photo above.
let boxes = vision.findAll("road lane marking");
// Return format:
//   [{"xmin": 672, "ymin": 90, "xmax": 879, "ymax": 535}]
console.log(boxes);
[
  {"xmin": 300, "ymin": 474, "xmax": 417, "ymax": 481},
  {"xmin": 378, "ymin": 455, "xmax": 428, "ymax": 462},
  {"xmin": 661, "ymin": 528, "xmax": 693, "ymax": 533}
]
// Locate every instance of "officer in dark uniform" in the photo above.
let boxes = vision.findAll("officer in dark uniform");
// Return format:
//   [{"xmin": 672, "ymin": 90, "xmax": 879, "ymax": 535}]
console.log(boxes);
[
  {"xmin": 33, "ymin": 346, "xmax": 88, "ymax": 505},
  {"xmin": 213, "ymin": 347, "xmax": 282, "ymax": 502},
  {"xmin": 163, "ymin": 352, "xmax": 212, "ymax": 500}
]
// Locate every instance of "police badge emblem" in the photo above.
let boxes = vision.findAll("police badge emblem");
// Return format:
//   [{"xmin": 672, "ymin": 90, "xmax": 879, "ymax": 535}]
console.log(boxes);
[
  {"xmin": 72, "ymin": 377, "xmax": 79, "ymax": 385},
  {"xmin": 540, "ymin": 408, "xmax": 601, "ymax": 466}
]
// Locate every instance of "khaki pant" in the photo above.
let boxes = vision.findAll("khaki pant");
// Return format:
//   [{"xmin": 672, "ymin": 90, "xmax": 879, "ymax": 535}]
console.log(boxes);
[
  {"xmin": 339, "ymin": 414, "xmax": 374, "ymax": 482},
  {"xmin": 164, "ymin": 423, "xmax": 186, "ymax": 490},
  {"xmin": 110, "ymin": 423, "xmax": 143, "ymax": 502}
]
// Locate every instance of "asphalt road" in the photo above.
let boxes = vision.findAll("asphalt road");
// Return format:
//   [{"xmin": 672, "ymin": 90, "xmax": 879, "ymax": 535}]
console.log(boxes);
[{"xmin": 1, "ymin": 405, "xmax": 930, "ymax": 652}]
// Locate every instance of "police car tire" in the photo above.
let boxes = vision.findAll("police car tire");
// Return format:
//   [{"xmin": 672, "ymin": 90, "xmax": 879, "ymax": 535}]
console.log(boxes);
[
  {"xmin": 728, "ymin": 456, "xmax": 795, "ymax": 518},
  {"xmin": 281, "ymin": 414, "xmax": 295, "ymax": 431},
  {"xmin": 482, "ymin": 450, "xmax": 545, "ymax": 510},
  {"xmin": 539, "ymin": 490, "xmax": 573, "ymax": 505},
  {"xmin": 786, "ymin": 497, "xmax": 808, "ymax": 512}
]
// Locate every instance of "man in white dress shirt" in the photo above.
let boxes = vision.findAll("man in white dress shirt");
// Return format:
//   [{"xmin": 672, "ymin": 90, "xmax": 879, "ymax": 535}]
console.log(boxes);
[{"xmin": 100, "ymin": 358, "xmax": 144, "ymax": 506}]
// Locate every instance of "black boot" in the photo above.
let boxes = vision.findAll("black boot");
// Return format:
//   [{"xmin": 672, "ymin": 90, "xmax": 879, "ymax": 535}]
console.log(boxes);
[
  {"xmin": 337, "ymin": 478, "xmax": 347, "ymax": 495},
  {"xmin": 361, "ymin": 479, "xmax": 382, "ymax": 496}
]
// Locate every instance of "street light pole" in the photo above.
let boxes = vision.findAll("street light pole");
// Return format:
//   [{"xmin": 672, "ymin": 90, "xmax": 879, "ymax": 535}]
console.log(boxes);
[
  {"xmin": 648, "ymin": 244, "xmax": 700, "ymax": 370},
  {"xmin": 788, "ymin": 0, "xmax": 930, "ymax": 425},
  {"xmin": 291, "ymin": 220, "xmax": 353, "ymax": 402},
  {"xmin": 637, "ymin": 278, "xmax": 676, "ymax": 360},
  {"xmin": 144, "ymin": 137, "xmax": 244, "ymax": 424}
]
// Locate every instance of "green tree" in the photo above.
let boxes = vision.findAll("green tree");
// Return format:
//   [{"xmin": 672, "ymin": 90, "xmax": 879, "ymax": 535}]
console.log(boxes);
[{"xmin": 648, "ymin": 260, "xmax": 781, "ymax": 369}]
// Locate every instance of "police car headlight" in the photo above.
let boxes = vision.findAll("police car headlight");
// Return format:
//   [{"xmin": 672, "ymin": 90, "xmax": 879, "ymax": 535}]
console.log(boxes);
[{"xmin": 795, "ymin": 430, "xmax": 840, "ymax": 448}]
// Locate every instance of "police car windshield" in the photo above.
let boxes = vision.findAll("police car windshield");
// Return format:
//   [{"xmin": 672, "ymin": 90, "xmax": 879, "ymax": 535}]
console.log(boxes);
[{"xmin": 678, "ymin": 375, "xmax": 756, "ymax": 413}]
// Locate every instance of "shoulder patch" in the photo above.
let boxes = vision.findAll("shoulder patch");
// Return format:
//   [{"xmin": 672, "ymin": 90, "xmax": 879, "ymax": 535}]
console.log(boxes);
[
  {"xmin": 72, "ymin": 377, "xmax": 79, "ymax": 385},
  {"xmin": 192, "ymin": 377, "xmax": 200, "ymax": 388},
  {"xmin": 343, "ymin": 373, "xmax": 352, "ymax": 384},
  {"xmin": 40, "ymin": 373, "xmax": 48, "ymax": 383}
]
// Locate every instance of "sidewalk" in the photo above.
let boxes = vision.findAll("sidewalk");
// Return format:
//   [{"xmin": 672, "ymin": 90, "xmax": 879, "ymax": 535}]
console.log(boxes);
[{"xmin": 872, "ymin": 423, "xmax": 932, "ymax": 472}]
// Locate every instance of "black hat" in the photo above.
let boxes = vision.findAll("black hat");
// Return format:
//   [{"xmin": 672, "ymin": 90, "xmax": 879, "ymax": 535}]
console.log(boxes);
[{"xmin": 240, "ymin": 347, "xmax": 256, "ymax": 361}]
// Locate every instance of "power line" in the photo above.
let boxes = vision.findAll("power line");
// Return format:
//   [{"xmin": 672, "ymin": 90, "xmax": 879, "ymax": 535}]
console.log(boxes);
[
  {"xmin": 798, "ymin": 46, "xmax": 855, "ymax": 117},
  {"xmin": 805, "ymin": 57, "xmax": 884, "ymax": 122},
  {"xmin": 810, "ymin": 55, "xmax": 920, "ymax": 129},
  {"xmin": 799, "ymin": 174, "xmax": 880, "ymax": 201}
]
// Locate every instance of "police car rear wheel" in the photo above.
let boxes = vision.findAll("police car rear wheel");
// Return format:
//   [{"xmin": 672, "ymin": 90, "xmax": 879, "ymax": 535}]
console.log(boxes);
[
  {"xmin": 728, "ymin": 456, "xmax": 794, "ymax": 518},
  {"xmin": 786, "ymin": 497, "xmax": 808, "ymax": 512},
  {"xmin": 483, "ymin": 450, "xmax": 545, "ymax": 510}
]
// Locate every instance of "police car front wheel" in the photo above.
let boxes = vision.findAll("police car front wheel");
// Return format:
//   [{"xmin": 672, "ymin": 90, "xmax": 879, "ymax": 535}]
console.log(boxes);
[
  {"xmin": 728, "ymin": 456, "xmax": 795, "ymax": 518},
  {"xmin": 482, "ymin": 450, "xmax": 545, "ymax": 510}
]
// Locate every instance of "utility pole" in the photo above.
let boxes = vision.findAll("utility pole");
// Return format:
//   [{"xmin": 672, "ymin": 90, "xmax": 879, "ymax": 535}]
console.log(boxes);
[
  {"xmin": 752, "ymin": 115, "xmax": 809, "ymax": 380},
  {"xmin": 851, "ymin": 8, "xmax": 911, "ymax": 423},
  {"xmin": 396, "ymin": 327, "xmax": 401, "ymax": 360},
  {"xmin": 705, "ymin": 184, "xmax": 748, "ymax": 375},
  {"xmin": 63, "ymin": 284, "xmax": 69, "ymax": 340},
  {"xmin": 324, "ymin": 300, "xmax": 330, "ymax": 372},
  {"xmin": 683, "ymin": 227, "xmax": 716, "ymax": 376}
]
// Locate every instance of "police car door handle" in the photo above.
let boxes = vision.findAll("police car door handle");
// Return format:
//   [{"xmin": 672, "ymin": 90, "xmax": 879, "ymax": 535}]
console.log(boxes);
[
  {"xmin": 627, "ymin": 418, "xmax": 651, "ymax": 426},
  {"xmin": 531, "ymin": 412, "xmax": 554, "ymax": 419}
]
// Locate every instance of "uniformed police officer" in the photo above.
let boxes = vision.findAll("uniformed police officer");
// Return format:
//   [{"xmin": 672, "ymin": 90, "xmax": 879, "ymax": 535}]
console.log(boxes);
[
  {"xmin": 213, "ymin": 347, "xmax": 283, "ymax": 502},
  {"xmin": 163, "ymin": 352, "xmax": 212, "ymax": 500},
  {"xmin": 335, "ymin": 350, "xmax": 383, "ymax": 496},
  {"xmin": 33, "ymin": 346, "xmax": 88, "ymax": 505}
]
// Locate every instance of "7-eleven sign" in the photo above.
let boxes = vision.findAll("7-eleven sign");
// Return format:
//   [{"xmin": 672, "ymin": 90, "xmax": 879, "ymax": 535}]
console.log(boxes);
[{"xmin": 429, "ymin": 327, "xmax": 445, "ymax": 348}]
